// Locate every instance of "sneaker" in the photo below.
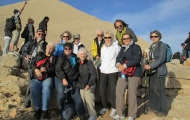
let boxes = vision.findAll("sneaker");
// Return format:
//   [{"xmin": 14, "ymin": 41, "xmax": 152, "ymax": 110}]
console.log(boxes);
[
  {"xmin": 156, "ymin": 112, "xmax": 167, "ymax": 117},
  {"xmin": 33, "ymin": 109, "xmax": 42, "ymax": 120},
  {"xmin": 113, "ymin": 115, "xmax": 125, "ymax": 120},
  {"xmin": 8, "ymin": 51, "xmax": 14, "ymax": 54},
  {"xmin": 128, "ymin": 116, "xmax": 135, "ymax": 120},
  {"xmin": 99, "ymin": 108, "xmax": 108, "ymax": 115},
  {"xmin": 41, "ymin": 110, "xmax": 49, "ymax": 120},
  {"xmin": 88, "ymin": 116, "xmax": 97, "ymax": 120},
  {"xmin": 109, "ymin": 108, "xmax": 117, "ymax": 118}
]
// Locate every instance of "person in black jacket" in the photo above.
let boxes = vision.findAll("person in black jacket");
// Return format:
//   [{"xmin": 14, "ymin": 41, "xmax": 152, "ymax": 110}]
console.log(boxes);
[
  {"xmin": 55, "ymin": 43, "xmax": 85, "ymax": 120},
  {"xmin": 76, "ymin": 48, "xmax": 97, "ymax": 120},
  {"xmin": 184, "ymin": 32, "xmax": 190, "ymax": 58},
  {"xmin": 114, "ymin": 33, "xmax": 143, "ymax": 120},
  {"xmin": 38, "ymin": 16, "xmax": 49, "ymax": 36},
  {"xmin": 30, "ymin": 43, "xmax": 56, "ymax": 120}
]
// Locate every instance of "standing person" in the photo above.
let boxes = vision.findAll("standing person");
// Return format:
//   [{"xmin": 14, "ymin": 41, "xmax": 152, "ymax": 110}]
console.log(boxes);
[
  {"xmin": 9, "ymin": 1, "xmax": 27, "ymax": 53},
  {"xmin": 99, "ymin": 31, "xmax": 120, "ymax": 117},
  {"xmin": 91, "ymin": 29, "xmax": 105, "ymax": 60},
  {"xmin": 54, "ymin": 30, "xmax": 72, "ymax": 57},
  {"xmin": 76, "ymin": 48, "xmax": 97, "ymax": 120},
  {"xmin": 181, "ymin": 43, "xmax": 187, "ymax": 63},
  {"xmin": 184, "ymin": 32, "xmax": 190, "ymax": 58},
  {"xmin": 144, "ymin": 30, "xmax": 168, "ymax": 117},
  {"xmin": 113, "ymin": 33, "xmax": 143, "ymax": 120},
  {"xmin": 55, "ymin": 43, "xmax": 85, "ymax": 120},
  {"xmin": 30, "ymin": 43, "xmax": 56, "ymax": 120},
  {"xmin": 72, "ymin": 33, "xmax": 85, "ymax": 54},
  {"xmin": 114, "ymin": 19, "xmax": 137, "ymax": 46},
  {"xmin": 38, "ymin": 16, "xmax": 49, "ymax": 37}
]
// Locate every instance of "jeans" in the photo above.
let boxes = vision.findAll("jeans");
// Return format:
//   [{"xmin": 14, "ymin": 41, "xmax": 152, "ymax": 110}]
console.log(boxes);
[
  {"xmin": 188, "ymin": 50, "xmax": 190, "ymax": 58},
  {"xmin": 3, "ymin": 36, "xmax": 11, "ymax": 54},
  {"xmin": 31, "ymin": 78, "xmax": 53, "ymax": 110},
  {"xmin": 54, "ymin": 77, "xmax": 85, "ymax": 116}
]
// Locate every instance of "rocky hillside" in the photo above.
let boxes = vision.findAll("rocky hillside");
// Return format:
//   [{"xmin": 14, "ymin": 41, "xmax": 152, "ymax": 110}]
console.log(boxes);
[{"xmin": 0, "ymin": 0, "xmax": 150, "ymax": 56}]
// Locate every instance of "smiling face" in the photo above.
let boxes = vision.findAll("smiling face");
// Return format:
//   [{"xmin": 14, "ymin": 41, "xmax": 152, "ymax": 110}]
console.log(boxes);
[
  {"xmin": 97, "ymin": 30, "xmax": 104, "ymax": 41},
  {"xmin": 115, "ymin": 21, "xmax": 123, "ymax": 32},
  {"xmin": 150, "ymin": 33, "xmax": 160, "ymax": 44},
  {"xmin": 62, "ymin": 33, "xmax": 69, "ymax": 41},
  {"xmin": 46, "ymin": 43, "xmax": 55, "ymax": 56},
  {"xmin": 122, "ymin": 34, "xmax": 132, "ymax": 45},
  {"xmin": 79, "ymin": 51, "xmax": 87, "ymax": 61},
  {"xmin": 64, "ymin": 46, "xmax": 72, "ymax": 56},
  {"xmin": 36, "ymin": 30, "xmax": 45, "ymax": 42},
  {"xmin": 104, "ymin": 33, "xmax": 113, "ymax": 46}
]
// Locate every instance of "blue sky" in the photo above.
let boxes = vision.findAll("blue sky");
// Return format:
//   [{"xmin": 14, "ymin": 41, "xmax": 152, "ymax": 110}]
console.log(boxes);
[{"xmin": 1, "ymin": 0, "xmax": 190, "ymax": 53}]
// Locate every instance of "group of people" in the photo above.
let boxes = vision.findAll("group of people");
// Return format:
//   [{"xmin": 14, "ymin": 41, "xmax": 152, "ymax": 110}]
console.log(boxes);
[
  {"xmin": 180, "ymin": 32, "xmax": 190, "ymax": 62},
  {"xmin": 3, "ymin": 2, "xmax": 169, "ymax": 120}
]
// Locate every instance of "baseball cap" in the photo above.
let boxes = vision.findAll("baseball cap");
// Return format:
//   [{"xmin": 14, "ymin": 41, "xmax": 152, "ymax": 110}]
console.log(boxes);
[{"xmin": 73, "ymin": 33, "xmax": 80, "ymax": 39}]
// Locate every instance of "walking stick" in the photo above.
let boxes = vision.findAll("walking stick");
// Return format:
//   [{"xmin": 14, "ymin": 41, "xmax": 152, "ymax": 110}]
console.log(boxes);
[{"xmin": 144, "ymin": 70, "xmax": 148, "ymax": 114}]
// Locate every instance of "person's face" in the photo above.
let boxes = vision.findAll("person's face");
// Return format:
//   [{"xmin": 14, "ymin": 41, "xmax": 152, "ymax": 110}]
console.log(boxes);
[
  {"xmin": 79, "ymin": 51, "xmax": 87, "ymax": 61},
  {"xmin": 122, "ymin": 34, "xmax": 132, "ymax": 45},
  {"xmin": 74, "ymin": 38, "xmax": 80, "ymax": 45},
  {"xmin": 115, "ymin": 21, "xmax": 123, "ymax": 32},
  {"xmin": 96, "ymin": 31, "xmax": 103, "ymax": 41},
  {"xmin": 46, "ymin": 44, "xmax": 54, "ymax": 55},
  {"xmin": 104, "ymin": 34, "xmax": 113, "ymax": 45},
  {"xmin": 143, "ymin": 53, "xmax": 147, "ymax": 57},
  {"xmin": 64, "ymin": 47, "xmax": 72, "ymax": 56},
  {"xmin": 62, "ymin": 33, "xmax": 69, "ymax": 41},
  {"xmin": 150, "ymin": 33, "xmax": 160, "ymax": 44},
  {"xmin": 36, "ymin": 31, "xmax": 44, "ymax": 42}
]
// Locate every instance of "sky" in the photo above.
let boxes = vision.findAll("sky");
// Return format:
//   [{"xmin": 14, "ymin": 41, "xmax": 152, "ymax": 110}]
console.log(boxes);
[{"xmin": 1, "ymin": 0, "xmax": 190, "ymax": 53}]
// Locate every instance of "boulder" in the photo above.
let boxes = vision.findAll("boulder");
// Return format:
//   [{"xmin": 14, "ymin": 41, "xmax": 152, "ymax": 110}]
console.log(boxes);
[{"xmin": 1, "ymin": 53, "xmax": 21, "ymax": 68}]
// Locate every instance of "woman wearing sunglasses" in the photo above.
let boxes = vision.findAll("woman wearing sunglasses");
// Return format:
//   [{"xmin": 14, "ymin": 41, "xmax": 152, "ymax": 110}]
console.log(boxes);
[
  {"xmin": 54, "ymin": 30, "xmax": 72, "ymax": 57},
  {"xmin": 114, "ymin": 33, "xmax": 143, "ymax": 120},
  {"xmin": 144, "ymin": 30, "xmax": 168, "ymax": 117},
  {"xmin": 99, "ymin": 30, "xmax": 120, "ymax": 118},
  {"xmin": 114, "ymin": 19, "xmax": 138, "ymax": 46},
  {"xmin": 54, "ymin": 43, "xmax": 85, "ymax": 120}
]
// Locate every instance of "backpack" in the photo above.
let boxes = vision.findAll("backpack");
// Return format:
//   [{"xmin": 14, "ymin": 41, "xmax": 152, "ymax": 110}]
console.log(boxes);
[
  {"xmin": 164, "ymin": 43, "xmax": 172, "ymax": 63},
  {"xmin": 21, "ymin": 25, "xmax": 29, "ymax": 38},
  {"xmin": 5, "ymin": 16, "xmax": 16, "ymax": 31}
]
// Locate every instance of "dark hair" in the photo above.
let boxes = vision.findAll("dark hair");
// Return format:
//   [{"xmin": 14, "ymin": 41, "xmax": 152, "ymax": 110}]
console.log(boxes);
[
  {"xmin": 114, "ymin": 19, "xmax": 128, "ymax": 29},
  {"xmin": 150, "ymin": 30, "xmax": 162, "ymax": 40},
  {"xmin": 64, "ymin": 43, "xmax": 73, "ymax": 50},
  {"xmin": 28, "ymin": 18, "xmax": 34, "ymax": 24},
  {"xmin": 13, "ymin": 9, "xmax": 19, "ymax": 14},
  {"xmin": 181, "ymin": 43, "xmax": 185, "ymax": 46},
  {"xmin": 43, "ymin": 16, "xmax": 49, "ymax": 21}
]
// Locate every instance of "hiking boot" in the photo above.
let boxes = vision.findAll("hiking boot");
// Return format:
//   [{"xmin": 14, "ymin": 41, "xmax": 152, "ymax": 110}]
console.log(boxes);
[
  {"xmin": 33, "ymin": 109, "xmax": 42, "ymax": 120},
  {"xmin": 41, "ymin": 110, "xmax": 49, "ymax": 120},
  {"xmin": 109, "ymin": 108, "xmax": 117, "ymax": 118},
  {"xmin": 99, "ymin": 108, "xmax": 108, "ymax": 115},
  {"xmin": 113, "ymin": 115, "xmax": 125, "ymax": 120},
  {"xmin": 128, "ymin": 117, "xmax": 135, "ymax": 120}
]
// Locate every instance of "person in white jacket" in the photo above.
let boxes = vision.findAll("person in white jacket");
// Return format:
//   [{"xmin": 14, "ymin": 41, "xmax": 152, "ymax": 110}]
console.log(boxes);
[{"xmin": 99, "ymin": 30, "xmax": 121, "ymax": 118}]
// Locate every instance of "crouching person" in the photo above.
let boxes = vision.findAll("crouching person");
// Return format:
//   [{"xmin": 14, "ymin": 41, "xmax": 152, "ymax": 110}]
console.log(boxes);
[
  {"xmin": 76, "ymin": 48, "xmax": 97, "ymax": 120},
  {"xmin": 30, "ymin": 43, "xmax": 56, "ymax": 120},
  {"xmin": 54, "ymin": 43, "xmax": 85, "ymax": 120}
]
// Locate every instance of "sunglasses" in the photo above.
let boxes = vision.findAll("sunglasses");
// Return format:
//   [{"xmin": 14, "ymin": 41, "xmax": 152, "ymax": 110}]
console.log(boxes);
[
  {"xmin": 64, "ymin": 48, "xmax": 71, "ymax": 50},
  {"xmin": 38, "ymin": 33, "xmax": 44, "ymax": 36},
  {"xmin": 104, "ymin": 37, "xmax": 112, "ymax": 39},
  {"xmin": 150, "ymin": 36, "xmax": 159, "ymax": 38},
  {"xmin": 74, "ymin": 38, "xmax": 79, "ymax": 40},
  {"xmin": 97, "ymin": 34, "xmax": 103, "ymax": 37},
  {"xmin": 122, "ymin": 38, "xmax": 131, "ymax": 40},
  {"xmin": 63, "ymin": 36, "xmax": 69, "ymax": 38},
  {"xmin": 116, "ymin": 25, "xmax": 122, "ymax": 29}
]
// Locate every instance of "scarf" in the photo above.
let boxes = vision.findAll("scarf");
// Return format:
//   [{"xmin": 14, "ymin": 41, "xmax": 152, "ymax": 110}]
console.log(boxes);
[{"xmin": 116, "ymin": 27, "xmax": 127, "ymax": 45}]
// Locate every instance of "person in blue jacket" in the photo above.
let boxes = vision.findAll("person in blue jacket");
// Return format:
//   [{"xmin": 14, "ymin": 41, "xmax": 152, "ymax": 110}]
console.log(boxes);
[{"xmin": 54, "ymin": 30, "xmax": 72, "ymax": 57}]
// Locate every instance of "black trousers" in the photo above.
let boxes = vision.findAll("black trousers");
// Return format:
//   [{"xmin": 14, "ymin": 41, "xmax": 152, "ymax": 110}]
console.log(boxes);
[{"xmin": 99, "ymin": 72, "xmax": 118, "ymax": 108}]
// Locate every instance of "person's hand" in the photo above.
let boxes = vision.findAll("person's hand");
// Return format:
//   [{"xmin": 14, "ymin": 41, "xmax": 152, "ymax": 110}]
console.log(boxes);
[
  {"xmin": 24, "ymin": 1, "xmax": 27, "ymax": 5},
  {"xmin": 96, "ymin": 55, "xmax": 100, "ymax": 60},
  {"xmin": 144, "ymin": 65, "xmax": 151, "ymax": 70},
  {"xmin": 62, "ymin": 79, "xmax": 68, "ymax": 86},
  {"xmin": 35, "ymin": 69, "xmax": 42, "ymax": 77},
  {"xmin": 25, "ymin": 55, "xmax": 30, "ymax": 61},
  {"xmin": 118, "ymin": 64, "xmax": 125, "ymax": 71},
  {"xmin": 84, "ymin": 85, "xmax": 90, "ymax": 91},
  {"xmin": 40, "ymin": 67, "xmax": 47, "ymax": 72}
]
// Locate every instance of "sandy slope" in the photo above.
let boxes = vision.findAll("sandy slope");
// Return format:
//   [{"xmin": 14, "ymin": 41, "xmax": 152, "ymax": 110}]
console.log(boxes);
[{"xmin": 0, "ymin": 0, "xmax": 150, "ymax": 56}]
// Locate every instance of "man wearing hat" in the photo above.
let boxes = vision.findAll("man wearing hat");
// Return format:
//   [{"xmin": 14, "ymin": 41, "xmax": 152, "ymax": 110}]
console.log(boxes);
[
  {"xmin": 9, "ymin": 1, "xmax": 27, "ymax": 53},
  {"xmin": 72, "ymin": 33, "xmax": 85, "ymax": 54}
]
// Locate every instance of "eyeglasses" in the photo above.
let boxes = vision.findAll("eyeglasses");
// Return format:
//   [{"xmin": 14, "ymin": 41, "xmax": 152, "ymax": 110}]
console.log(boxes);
[
  {"xmin": 97, "ymin": 34, "xmax": 103, "ymax": 37},
  {"xmin": 38, "ymin": 33, "xmax": 44, "ymax": 36},
  {"xmin": 116, "ymin": 25, "xmax": 122, "ymax": 29},
  {"xmin": 74, "ymin": 38, "xmax": 79, "ymax": 40},
  {"xmin": 64, "ymin": 48, "xmax": 71, "ymax": 50},
  {"xmin": 122, "ymin": 38, "xmax": 131, "ymax": 40},
  {"xmin": 104, "ymin": 37, "xmax": 112, "ymax": 39},
  {"xmin": 63, "ymin": 36, "xmax": 69, "ymax": 38},
  {"xmin": 150, "ymin": 36, "xmax": 159, "ymax": 38}
]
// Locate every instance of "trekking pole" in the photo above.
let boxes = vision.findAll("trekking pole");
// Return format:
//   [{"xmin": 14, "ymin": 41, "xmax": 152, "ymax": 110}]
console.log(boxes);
[{"xmin": 144, "ymin": 70, "xmax": 148, "ymax": 114}]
